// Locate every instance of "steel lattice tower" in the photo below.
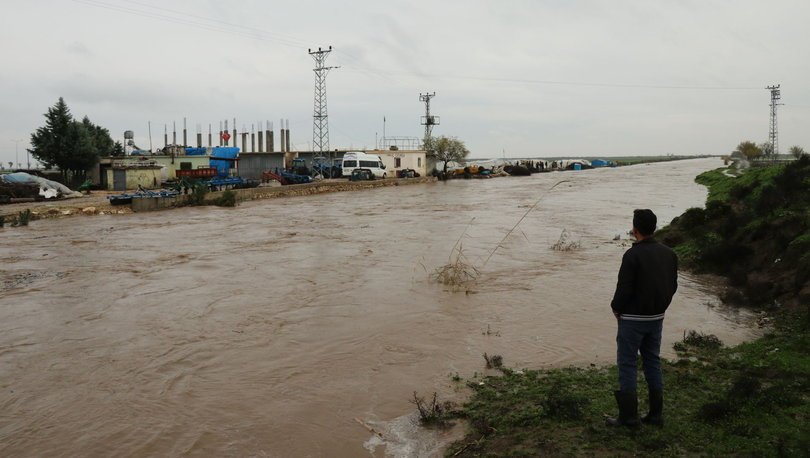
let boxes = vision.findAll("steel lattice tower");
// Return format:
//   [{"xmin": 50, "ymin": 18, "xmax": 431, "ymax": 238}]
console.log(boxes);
[
  {"xmin": 420, "ymin": 92, "xmax": 440, "ymax": 143},
  {"xmin": 766, "ymin": 84, "xmax": 782, "ymax": 157},
  {"xmin": 309, "ymin": 46, "xmax": 338, "ymax": 153}
]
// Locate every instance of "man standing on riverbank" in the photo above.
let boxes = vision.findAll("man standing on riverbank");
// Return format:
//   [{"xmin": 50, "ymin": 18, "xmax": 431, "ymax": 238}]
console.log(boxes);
[{"xmin": 606, "ymin": 209, "xmax": 678, "ymax": 428}]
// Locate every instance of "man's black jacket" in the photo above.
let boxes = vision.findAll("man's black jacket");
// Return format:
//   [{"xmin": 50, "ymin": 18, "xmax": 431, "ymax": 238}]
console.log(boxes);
[{"xmin": 611, "ymin": 238, "xmax": 678, "ymax": 321}]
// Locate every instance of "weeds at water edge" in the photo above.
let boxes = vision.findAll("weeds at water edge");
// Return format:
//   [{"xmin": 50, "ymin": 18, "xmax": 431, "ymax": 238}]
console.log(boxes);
[
  {"xmin": 673, "ymin": 330, "xmax": 723, "ymax": 354},
  {"xmin": 411, "ymin": 391, "xmax": 456, "ymax": 427}
]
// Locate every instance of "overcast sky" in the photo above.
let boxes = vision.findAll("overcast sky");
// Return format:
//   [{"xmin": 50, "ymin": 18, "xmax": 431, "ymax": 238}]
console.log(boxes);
[{"xmin": 1, "ymin": 0, "xmax": 808, "ymax": 164}]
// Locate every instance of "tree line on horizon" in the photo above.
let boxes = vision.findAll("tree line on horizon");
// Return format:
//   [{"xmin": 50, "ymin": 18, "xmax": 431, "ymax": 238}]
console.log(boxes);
[{"xmin": 733, "ymin": 140, "xmax": 806, "ymax": 161}]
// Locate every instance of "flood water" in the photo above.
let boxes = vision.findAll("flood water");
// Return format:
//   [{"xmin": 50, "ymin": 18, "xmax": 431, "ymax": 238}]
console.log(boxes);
[{"xmin": 0, "ymin": 158, "xmax": 760, "ymax": 457}]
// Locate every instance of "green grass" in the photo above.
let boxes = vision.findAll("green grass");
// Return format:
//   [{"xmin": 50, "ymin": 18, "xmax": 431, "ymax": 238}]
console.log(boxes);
[{"xmin": 447, "ymin": 316, "xmax": 810, "ymax": 457}]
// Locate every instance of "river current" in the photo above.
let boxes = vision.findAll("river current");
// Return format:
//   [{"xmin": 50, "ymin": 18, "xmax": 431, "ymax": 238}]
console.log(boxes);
[{"xmin": 0, "ymin": 158, "xmax": 759, "ymax": 456}]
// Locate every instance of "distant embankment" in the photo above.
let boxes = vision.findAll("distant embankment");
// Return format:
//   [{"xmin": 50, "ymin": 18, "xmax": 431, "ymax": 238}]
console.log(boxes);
[{"xmin": 208, "ymin": 176, "xmax": 436, "ymax": 203}]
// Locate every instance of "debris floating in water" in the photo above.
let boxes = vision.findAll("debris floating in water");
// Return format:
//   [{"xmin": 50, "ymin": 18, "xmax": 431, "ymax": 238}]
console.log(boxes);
[{"xmin": 551, "ymin": 228, "xmax": 581, "ymax": 251}]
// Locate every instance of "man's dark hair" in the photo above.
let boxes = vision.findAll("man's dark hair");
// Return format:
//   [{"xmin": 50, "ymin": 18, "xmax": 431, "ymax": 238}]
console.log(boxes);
[{"xmin": 633, "ymin": 209, "xmax": 657, "ymax": 236}]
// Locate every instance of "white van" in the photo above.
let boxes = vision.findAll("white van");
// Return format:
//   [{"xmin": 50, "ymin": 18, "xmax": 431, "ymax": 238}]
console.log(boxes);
[{"xmin": 341, "ymin": 151, "xmax": 387, "ymax": 178}]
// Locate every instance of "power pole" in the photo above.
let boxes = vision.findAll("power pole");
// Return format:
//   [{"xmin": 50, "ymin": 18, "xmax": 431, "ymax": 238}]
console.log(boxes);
[
  {"xmin": 309, "ymin": 46, "xmax": 339, "ymax": 155},
  {"xmin": 766, "ymin": 84, "xmax": 783, "ymax": 160},
  {"xmin": 419, "ymin": 92, "xmax": 440, "ymax": 146}
]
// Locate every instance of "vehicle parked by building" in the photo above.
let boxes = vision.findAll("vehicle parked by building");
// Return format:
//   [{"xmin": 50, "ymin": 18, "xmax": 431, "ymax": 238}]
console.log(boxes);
[{"xmin": 341, "ymin": 151, "xmax": 387, "ymax": 179}]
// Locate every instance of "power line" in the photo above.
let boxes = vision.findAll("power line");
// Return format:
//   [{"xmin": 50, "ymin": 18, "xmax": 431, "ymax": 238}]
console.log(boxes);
[
  {"xmin": 356, "ymin": 69, "xmax": 763, "ymax": 91},
  {"xmin": 119, "ymin": 0, "xmax": 308, "ymax": 46},
  {"xmin": 73, "ymin": 0, "xmax": 762, "ymax": 92},
  {"xmin": 72, "ymin": 0, "xmax": 305, "ymax": 48}
]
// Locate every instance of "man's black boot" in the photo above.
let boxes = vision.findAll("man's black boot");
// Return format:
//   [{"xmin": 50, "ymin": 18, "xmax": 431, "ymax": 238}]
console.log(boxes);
[
  {"xmin": 605, "ymin": 390, "xmax": 640, "ymax": 427},
  {"xmin": 641, "ymin": 389, "xmax": 663, "ymax": 427}
]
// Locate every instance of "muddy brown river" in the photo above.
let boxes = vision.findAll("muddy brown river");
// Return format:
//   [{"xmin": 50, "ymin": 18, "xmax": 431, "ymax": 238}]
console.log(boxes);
[{"xmin": 0, "ymin": 158, "xmax": 760, "ymax": 457}]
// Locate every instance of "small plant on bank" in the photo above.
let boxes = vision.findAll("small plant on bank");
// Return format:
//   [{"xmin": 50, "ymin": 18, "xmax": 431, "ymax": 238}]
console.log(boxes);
[
  {"xmin": 214, "ymin": 189, "xmax": 237, "ymax": 207},
  {"xmin": 411, "ymin": 391, "xmax": 456, "ymax": 427},
  {"xmin": 483, "ymin": 352, "xmax": 503, "ymax": 369},
  {"xmin": 673, "ymin": 330, "xmax": 723, "ymax": 354},
  {"xmin": 542, "ymin": 380, "xmax": 589, "ymax": 421}
]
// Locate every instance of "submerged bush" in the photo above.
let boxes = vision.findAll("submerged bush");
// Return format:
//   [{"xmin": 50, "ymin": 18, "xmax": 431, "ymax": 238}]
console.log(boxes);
[
  {"xmin": 483, "ymin": 353, "xmax": 503, "ymax": 369},
  {"xmin": 411, "ymin": 392, "xmax": 456, "ymax": 427},
  {"xmin": 214, "ymin": 190, "xmax": 237, "ymax": 207}
]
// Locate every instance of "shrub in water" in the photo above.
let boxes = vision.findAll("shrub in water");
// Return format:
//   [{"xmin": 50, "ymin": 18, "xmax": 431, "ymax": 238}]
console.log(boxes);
[
  {"xmin": 411, "ymin": 392, "xmax": 455, "ymax": 427},
  {"xmin": 214, "ymin": 190, "xmax": 237, "ymax": 207},
  {"xmin": 483, "ymin": 353, "xmax": 503, "ymax": 369},
  {"xmin": 189, "ymin": 184, "xmax": 208, "ymax": 206}
]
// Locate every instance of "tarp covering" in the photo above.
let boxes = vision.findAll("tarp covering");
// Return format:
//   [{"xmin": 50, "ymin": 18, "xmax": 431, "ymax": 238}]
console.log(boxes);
[
  {"xmin": 209, "ymin": 147, "xmax": 240, "ymax": 178},
  {"xmin": 0, "ymin": 172, "xmax": 83, "ymax": 198},
  {"xmin": 184, "ymin": 147, "xmax": 209, "ymax": 156}
]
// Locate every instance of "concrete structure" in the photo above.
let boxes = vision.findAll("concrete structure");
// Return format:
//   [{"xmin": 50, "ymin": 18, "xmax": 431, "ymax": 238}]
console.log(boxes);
[
  {"xmin": 151, "ymin": 155, "xmax": 211, "ymax": 179},
  {"xmin": 106, "ymin": 161, "xmax": 164, "ymax": 191},
  {"xmin": 373, "ymin": 149, "xmax": 427, "ymax": 177},
  {"xmin": 289, "ymin": 149, "xmax": 427, "ymax": 177},
  {"xmin": 238, "ymin": 152, "xmax": 286, "ymax": 180},
  {"xmin": 131, "ymin": 195, "xmax": 181, "ymax": 212},
  {"xmin": 98, "ymin": 154, "xmax": 211, "ymax": 189}
]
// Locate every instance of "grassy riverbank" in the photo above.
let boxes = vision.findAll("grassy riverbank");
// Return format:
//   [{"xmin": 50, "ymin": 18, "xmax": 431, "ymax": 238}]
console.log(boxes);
[{"xmin": 443, "ymin": 158, "xmax": 810, "ymax": 457}]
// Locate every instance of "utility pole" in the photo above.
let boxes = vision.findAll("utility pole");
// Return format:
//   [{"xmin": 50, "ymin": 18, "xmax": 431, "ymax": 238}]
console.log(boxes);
[
  {"xmin": 309, "ymin": 46, "xmax": 339, "ymax": 158},
  {"xmin": 766, "ymin": 84, "xmax": 783, "ymax": 160},
  {"xmin": 12, "ymin": 139, "xmax": 23, "ymax": 169},
  {"xmin": 419, "ymin": 92, "xmax": 440, "ymax": 146}
]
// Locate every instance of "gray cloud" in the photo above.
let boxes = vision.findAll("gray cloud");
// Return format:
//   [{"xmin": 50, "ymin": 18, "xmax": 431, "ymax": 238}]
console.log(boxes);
[{"xmin": 1, "ymin": 0, "xmax": 808, "ymax": 163}]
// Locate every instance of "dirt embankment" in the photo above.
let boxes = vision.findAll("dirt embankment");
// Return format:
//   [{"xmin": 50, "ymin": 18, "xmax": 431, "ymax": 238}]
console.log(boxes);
[{"xmin": 0, "ymin": 177, "xmax": 436, "ymax": 223}]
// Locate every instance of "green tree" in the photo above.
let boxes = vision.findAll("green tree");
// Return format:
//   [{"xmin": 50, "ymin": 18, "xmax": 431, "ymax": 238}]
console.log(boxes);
[
  {"xmin": 423, "ymin": 135, "xmax": 470, "ymax": 176},
  {"xmin": 733, "ymin": 141, "xmax": 762, "ymax": 162},
  {"xmin": 789, "ymin": 145, "xmax": 806, "ymax": 159},
  {"xmin": 759, "ymin": 142, "xmax": 774, "ymax": 159},
  {"xmin": 81, "ymin": 116, "xmax": 115, "ymax": 157},
  {"xmin": 29, "ymin": 97, "xmax": 73, "ymax": 172},
  {"xmin": 29, "ymin": 98, "xmax": 113, "ymax": 181},
  {"xmin": 112, "ymin": 141, "xmax": 125, "ymax": 157}
]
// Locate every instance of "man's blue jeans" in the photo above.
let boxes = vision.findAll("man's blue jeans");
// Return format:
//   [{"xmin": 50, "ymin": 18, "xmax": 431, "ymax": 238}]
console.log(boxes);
[{"xmin": 617, "ymin": 318, "xmax": 663, "ymax": 392}]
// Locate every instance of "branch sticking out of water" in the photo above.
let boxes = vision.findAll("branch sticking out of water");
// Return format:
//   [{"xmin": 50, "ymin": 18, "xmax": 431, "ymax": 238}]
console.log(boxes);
[
  {"xmin": 432, "ymin": 218, "xmax": 480, "ymax": 290},
  {"xmin": 551, "ymin": 228, "xmax": 580, "ymax": 251},
  {"xmin": 483, "ymin": 352, "xmax": 504, "ymax": 369},
  {"xmin": 432, "ymin": 242, "xmax": 480, "ymax": 290},
  {"xmin": 411, "ymin": 391, "xmax": 456, "ymax": 427}
]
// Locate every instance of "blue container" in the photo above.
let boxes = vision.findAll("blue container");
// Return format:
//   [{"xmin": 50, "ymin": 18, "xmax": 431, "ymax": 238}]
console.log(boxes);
[
  {"xmin": 209, "ymin": 147, "xmax": 240, "ymax": 178},
  {"xmin": 573, "ymin": 163, "xmax": 582, "ymax": 171}
]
